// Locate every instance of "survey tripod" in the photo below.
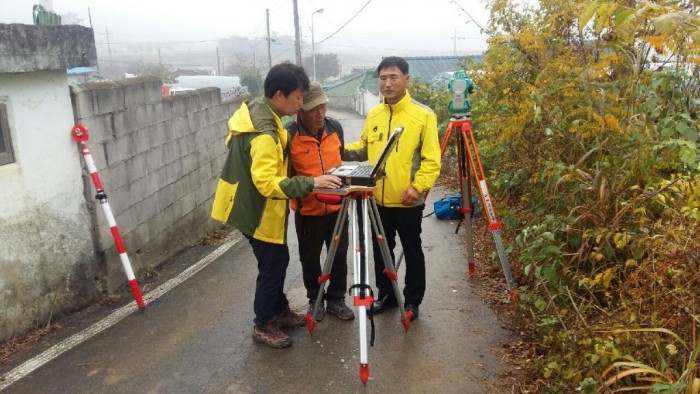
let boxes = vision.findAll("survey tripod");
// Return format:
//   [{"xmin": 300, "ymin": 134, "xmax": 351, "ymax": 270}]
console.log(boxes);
[
  {"xmin": 307, "ymin": 186, "xmax": 413, "ymax": 385},
  {"xmin": 440, "ymin": 71, "xmax": 516, "ymax": 302}
]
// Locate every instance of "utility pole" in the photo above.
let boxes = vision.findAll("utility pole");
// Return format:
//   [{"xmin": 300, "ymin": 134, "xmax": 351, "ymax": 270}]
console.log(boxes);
[
  {"xmin": 216, "ymin": 46, "xmax": 221, "ymax": 75},
  {"xmin": 158, "ymin": 48, "xmax": 162, "ymax": 65},
  {"xmin": 266, "ymin": 9, "xmax": 272, "ymax": 69},
  {"xmin": 453, "ymin": 27, "xmax": 465, "ymax": 56},
  {"xmin": 105, "ymin": 25, "xmax": 114, "ymax": 78},
  {"xmin": 292, "ymin": 0, "xmax": 301, "ymax": 66},
  {"xmin": 88, "ymin": 7, "xmax": 100, "ymax": 77},
  {"xmin": 311, "ymin": 8, "xmax": 324, "ymax": 81}
]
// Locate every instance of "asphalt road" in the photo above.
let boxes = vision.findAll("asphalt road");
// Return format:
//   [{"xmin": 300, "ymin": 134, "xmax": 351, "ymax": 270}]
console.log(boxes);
[{"xmin": 0, "ymin": 109, "xmax": 513, "ymax": 393}]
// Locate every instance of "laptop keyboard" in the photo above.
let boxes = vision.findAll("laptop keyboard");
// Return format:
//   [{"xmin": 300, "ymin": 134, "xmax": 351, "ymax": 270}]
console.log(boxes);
[{"xmin": 352, "ymin": 166, "xmax": 373, "ymax": 178}]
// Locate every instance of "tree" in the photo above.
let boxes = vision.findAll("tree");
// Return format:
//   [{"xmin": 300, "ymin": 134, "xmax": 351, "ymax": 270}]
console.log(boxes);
[
  {"xmin": 302, "ymin": 52, "xmax": 341, "ymax": 82},
  {"xmin": 225, "ymin": 52, "xmax": 264, "ymax": 97},
  {"xmin": 240, "ymin": 69, "xmax": 263, "ymax": 97},
  {"xmin": 128, "ymin": 62, "xmax": 176, "ymax": 84}
]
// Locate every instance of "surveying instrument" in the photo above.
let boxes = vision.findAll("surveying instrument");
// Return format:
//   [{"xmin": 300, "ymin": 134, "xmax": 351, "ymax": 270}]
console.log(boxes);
[
  {"xmin": 440, "ymin": 70, "xmax": 516, "ymax": 301},
  {"xmin": 307, "ymin": 128, "xmax": 413, "ymax": 385}
]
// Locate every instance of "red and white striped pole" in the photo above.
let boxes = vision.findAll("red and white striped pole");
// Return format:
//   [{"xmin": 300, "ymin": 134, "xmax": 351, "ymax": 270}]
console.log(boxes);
[{"xmin": 71, "ymin": 124, "xmax": 145, "ymax": 310}]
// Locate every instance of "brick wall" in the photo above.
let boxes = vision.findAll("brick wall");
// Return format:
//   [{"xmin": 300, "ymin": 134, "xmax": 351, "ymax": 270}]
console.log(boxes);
[{"xmin": 70, "ymin": 76, "xmax": 241, "ymax": 293}]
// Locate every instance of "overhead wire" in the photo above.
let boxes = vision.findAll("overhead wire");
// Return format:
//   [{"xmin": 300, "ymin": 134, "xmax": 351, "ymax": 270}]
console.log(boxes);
[
  {"xmin": 316, "ymin": 0, "xmax": 372, "ymax": 45},
  {"xmin": 449, "ymin": 0, "xmax": 492, "ymax": 37}
]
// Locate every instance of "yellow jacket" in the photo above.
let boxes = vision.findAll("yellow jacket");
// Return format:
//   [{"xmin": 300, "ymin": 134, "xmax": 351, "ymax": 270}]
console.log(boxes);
[
  {"xmin": 211, "ymin": 98, "xmax": 314, "ymax": 244},
  {"xmin": 345, "ymin": 91, "xmax": 441, "ymax": 207}
]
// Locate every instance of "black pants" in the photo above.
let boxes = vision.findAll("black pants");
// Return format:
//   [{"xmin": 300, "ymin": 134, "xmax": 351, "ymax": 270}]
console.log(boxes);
[
  {"xmin": 372, "ymin": 204, "xmax": 426, "ymax": 306},
  {"xmin": 294, "ymin": 211, "xmax": 349, "ymax": 302},
  {"xmin": 246, "ymin": 236, "xmax": 291, "ymax": 326}
]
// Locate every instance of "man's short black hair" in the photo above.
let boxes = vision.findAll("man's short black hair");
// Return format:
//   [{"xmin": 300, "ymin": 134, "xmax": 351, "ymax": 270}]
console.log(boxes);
[
  {"xmin": 377, "ymin": 56, "xmax": 409, "ymax": 75},
  {"xmin": 264, "ymin": 62, "xmax": 310, "ymax": 98}
]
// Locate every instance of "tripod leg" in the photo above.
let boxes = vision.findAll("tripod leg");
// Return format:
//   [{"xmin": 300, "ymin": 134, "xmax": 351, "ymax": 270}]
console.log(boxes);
[
  {"xmin": 353, "ymin": 195, "xmax": 373, "ymax": 384},
  {"xmin": 367, "ymin": 197, "xmax": 413, "ymax": 331},
  {"xmin": 305, "ymin": 198, "xmax": 350, "ymax": 334},
  {"xmin": 463, "ymin": 121, "xmax": 517, "ymax": 301},
  {"xmin": 478, "ymin": 180, "xmax": 517, "ymax": 298},
  {"xmin": 458, "ymin": 128, "xmax": 476, "ymax": 277}
]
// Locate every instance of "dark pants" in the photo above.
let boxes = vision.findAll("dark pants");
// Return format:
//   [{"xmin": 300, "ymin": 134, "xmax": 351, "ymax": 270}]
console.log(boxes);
[
  {"xmin": 372, "ymin": 204, "xmax": 426, "ymax": 306},
  {"xmin": 294, "ymin": 211, "xmax": 349, "ymax": 302},
  {"xmin": 246, "ymin": 236, "xmax": 291, "ymax": 326}
]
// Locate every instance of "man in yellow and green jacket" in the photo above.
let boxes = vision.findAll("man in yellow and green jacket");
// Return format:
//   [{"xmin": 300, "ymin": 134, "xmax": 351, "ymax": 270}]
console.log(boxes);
[
  {"xmin": 211, "ymin": 63, "xmax": 342, "ymax": 349},
  {"xmin": 345, "ymin": 56, "xmax": 441, "ymax": 322}
]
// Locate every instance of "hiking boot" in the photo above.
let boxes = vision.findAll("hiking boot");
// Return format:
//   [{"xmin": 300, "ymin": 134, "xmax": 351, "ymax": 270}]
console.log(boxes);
[
  {"xmin": 326, "ymin": 300, "xmax": 355, "ymax": 320},
  {"xmin": 252, "ymin": 323, "xmax": 292, "ymax": 348},
  {"xmin": 307, "ymin": 301, "xmax": 325, "ymax": 321},
  {"xmin": 270, "ymin": 307, "xmax": 306, "ymax": 328},
  {"xmin": 371, "ymin": 294, "xmax": 398, "ymax": 315}
]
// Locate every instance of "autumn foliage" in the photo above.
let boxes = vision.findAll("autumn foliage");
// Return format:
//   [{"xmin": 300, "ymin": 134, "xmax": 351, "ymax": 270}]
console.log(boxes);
[{"xmin": 468, "ymin": 0, "xmax": 700, "ymax": 392}]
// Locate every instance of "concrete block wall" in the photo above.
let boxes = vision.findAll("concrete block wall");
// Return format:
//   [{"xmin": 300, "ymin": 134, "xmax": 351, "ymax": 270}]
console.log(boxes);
[
  {"xmin": 70, "ymin": 76, "xmax": 242, "ymax": 293},
  {"xmin": 328, "ymin": 95, "xmax": 356, "ymax": 113}
]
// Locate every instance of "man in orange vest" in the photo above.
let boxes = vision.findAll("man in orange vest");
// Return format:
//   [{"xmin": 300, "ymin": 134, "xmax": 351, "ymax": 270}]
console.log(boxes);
[{"xmin": 286, "ymin": 82, "xmax": 355, "ymax": 321}]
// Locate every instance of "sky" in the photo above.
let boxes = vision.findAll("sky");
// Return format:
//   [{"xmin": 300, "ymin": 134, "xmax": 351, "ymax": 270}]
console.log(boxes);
[{"xmin": 0, "ymin": 0, "xmax": 492, "ymax": 55}]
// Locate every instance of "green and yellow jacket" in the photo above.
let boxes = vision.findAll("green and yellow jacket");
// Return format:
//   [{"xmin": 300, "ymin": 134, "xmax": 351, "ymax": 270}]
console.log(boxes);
[
  {"xmin": 211, "ymin": 98, "xmax": 314, "ymax": 244},
  {"xmin": 345, "ymin": 91, "xmax": 441, "ymax": 207}
]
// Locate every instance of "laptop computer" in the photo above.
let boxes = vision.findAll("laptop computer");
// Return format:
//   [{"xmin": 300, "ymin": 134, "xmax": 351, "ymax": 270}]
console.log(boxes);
[{"xmin": 329, "ymin": 126, "xmax": 404, "ymax": 187}]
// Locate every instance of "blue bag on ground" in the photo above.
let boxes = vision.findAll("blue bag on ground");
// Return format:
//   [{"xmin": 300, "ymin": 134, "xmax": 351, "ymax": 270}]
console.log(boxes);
[{"xmin": 434, "ymin": 195, "xmax": 462, "ymax": 220}]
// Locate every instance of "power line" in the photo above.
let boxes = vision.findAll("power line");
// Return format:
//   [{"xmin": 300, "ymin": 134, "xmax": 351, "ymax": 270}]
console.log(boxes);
[
  {"xmin": 449, "ymin": 0, "xmax": 492, "ymax": 37},
  {"xmin": 95, "ymin": 39, "xmax": 221, "ymax": 45},
  {"xmin": 317, "ymin": 0, "xmax": 372, "ymax": 45}
]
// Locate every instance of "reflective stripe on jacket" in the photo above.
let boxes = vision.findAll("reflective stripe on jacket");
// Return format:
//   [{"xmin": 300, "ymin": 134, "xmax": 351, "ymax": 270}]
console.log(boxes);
[
  {"xmin": 211, "ymin": 98, "xmax": 314, "ymax": 244},
  {"xmin": 286, "ymin": 117, "xmax": 345, "ymax": 216},
  {"xmin": 345, "ymin": 91, "xmax": 441, "ymax": 207}
]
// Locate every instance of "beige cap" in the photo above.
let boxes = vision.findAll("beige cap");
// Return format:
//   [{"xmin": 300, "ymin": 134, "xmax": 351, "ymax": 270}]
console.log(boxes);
[{"xmin": 301, "ymin": 81, "xmax": 329, "ymax": 111}]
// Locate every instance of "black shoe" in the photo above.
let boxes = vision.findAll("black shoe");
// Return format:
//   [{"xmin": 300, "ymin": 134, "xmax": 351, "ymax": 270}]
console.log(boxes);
[
  {"xmin": 404, "ymin": 304, "xmax": 419, "ymax": 321},
  {"xmin": 371, "ymin": 294, "xmax": 398, "ymax": 315}
]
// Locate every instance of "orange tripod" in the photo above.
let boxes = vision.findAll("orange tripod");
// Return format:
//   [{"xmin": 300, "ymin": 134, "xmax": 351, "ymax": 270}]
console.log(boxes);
[{"xmin": 440, "ymin": 115, "xmax": 516, "ymax": 301}]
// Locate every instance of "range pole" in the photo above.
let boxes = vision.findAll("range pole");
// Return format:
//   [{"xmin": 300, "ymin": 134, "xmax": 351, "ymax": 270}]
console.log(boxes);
[
  {"xmin": 266, "ymin": 9, "xmax": 272, "ymax": 69},
  {"xmin": 292, "ymin": 0, "xmax": 302, "ymax": 66}
]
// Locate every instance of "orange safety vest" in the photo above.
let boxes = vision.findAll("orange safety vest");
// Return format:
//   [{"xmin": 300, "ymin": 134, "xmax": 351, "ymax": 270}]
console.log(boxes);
[{"xmin": 287, "ymin": 117, "xmax": 345, "ymax": 216}]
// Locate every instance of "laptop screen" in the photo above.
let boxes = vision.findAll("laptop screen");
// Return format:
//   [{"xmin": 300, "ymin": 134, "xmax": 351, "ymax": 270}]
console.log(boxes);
[{"xmin": 370, "ymin": 126, "xmax": 404, "ymax": 179}]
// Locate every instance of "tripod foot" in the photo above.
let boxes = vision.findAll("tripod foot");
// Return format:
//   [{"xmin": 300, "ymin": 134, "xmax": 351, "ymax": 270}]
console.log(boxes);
[
  {"xmin": 305, "ymin": 313, "xmax": 316, "ymax": 335},
  {"xmin": 360, "ymin": 363, "xmax": 369, "ymax": 384},
  {"xmin": 508, "ymin": 290, "xmax": 518, "ymax": 304},
  {"xmin": 401, "ymin": 312, "xmax": 413, "ymax": 332}
]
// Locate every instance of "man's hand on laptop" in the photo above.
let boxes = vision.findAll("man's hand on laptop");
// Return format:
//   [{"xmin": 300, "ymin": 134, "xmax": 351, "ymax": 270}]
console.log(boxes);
[
  {"xmin": 401, "ymin": 185, "xmax": 420, "ymax": 206},
  {"xmin": 314, "ymin": 174, "xmax": 343, "ymax": 189}
]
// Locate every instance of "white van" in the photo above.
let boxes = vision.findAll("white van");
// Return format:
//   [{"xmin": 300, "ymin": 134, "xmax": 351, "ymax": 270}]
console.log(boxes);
[{"xmin": 171, "ymin": 76, "xmax": 248, "ymax": 100}]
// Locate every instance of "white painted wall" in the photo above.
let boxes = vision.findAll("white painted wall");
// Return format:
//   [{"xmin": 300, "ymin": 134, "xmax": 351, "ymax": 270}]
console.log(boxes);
[
  {"xmin": 0, "ymin": 70, "xmax": 97, "ymax": 341},
  {"xmin": 357, "ymin": 90, "xmax": 380, "ymax": 117}
]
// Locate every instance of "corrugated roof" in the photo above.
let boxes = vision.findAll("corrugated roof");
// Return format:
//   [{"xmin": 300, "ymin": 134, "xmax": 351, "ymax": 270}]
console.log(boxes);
[
  {"xmin": 324, "ymin": 70, "xmax": 378, "ymax": 97},
  {"xmin": 67, "ymin": 67, "xmax": 97, "ymax": 75},
  {"xmin": 404, "ymin": 56, "xmax": 463, "ymax": 84}
]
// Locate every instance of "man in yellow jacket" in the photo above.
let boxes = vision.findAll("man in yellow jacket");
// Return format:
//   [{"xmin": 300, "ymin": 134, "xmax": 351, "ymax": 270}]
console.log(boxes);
[
  {"xmin": 212, "ymin": 63, "xmax": 342, "ymax": 348},
  {"xmin": 345, "ymin": 56, "xmax": 441, "ymax": 321}
]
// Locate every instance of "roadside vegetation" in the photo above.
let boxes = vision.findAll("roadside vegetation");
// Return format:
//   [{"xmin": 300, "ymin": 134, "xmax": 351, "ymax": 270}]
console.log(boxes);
[{"xmin": 455, "ymin": 0, "xmax": 700, "ymax": 392}]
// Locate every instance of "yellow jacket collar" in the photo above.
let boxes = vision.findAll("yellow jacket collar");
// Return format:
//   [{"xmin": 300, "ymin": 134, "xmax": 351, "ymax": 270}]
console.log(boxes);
[{"xmin": 383, "ymin": 91, "xmax": 412, "ymax": 114}]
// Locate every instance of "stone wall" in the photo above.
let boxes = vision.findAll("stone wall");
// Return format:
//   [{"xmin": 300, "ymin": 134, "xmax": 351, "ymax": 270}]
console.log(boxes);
[{"xmin": 70, "ymin": 77, "xmax": 241, "ymax": 293}]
